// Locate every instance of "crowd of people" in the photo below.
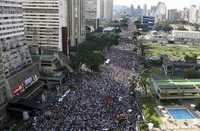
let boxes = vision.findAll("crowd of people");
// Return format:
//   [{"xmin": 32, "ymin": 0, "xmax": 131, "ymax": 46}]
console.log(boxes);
[{"xmin": 22, "ymin": 31, "xmax": 140, "ymax": 131}]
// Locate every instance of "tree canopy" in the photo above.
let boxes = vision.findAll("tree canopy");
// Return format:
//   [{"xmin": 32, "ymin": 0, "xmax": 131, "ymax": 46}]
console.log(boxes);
[{"xmin": 71, "ymin": 32, "xmax": 119, "ymax": 72}]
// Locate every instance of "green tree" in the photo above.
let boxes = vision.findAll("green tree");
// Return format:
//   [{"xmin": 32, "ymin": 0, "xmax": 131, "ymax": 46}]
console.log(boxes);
[{"xmin": 138, "ymin": 67, "xmax": 150, "ymax": 96}]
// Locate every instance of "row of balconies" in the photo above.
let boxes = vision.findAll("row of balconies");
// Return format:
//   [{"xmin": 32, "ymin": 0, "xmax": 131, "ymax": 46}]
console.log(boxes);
[
  {"xmin": 2, "ymin": 55, "xmax": 31, "ymax": 65},
  {"xmin": 4, "ymin": 59, "xmax": 32, "ymax": 77},
  {"xmin": 159, "ymin": 88, "xmax": 200, "ymax": 93}
]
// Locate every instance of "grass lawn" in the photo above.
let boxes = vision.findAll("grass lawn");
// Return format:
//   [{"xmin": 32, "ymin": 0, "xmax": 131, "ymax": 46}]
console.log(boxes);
[
  {"xmin": 144, "ymin": 43, "xmax": 200, "ymax": 61},
  {"xmin": 139, "ymin": 97, "xmax": 162, "ymax": 129}
]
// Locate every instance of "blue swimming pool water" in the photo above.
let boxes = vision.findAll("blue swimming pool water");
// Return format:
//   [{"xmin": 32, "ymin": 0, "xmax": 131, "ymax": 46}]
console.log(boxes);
[{"xmin": 168, "ymin": 108, "xmax": 194, "ymax": 120}]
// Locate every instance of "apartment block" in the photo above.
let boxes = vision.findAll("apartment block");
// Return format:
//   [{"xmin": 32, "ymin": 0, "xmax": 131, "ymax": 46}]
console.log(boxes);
[
  {"xmin": 23, "ymin": 0, "xmax": 68, "ymax": 55},
  {"xmin": 0, "ymin": 0, "xmax": 42, "ymax": 124},
  {"xmin": 84, "ymin": 0, "xmax": 98, "ymax": 29},
  {"xmin": 23, "ymin": 0, "xmax": 85, "ymax": 57}
]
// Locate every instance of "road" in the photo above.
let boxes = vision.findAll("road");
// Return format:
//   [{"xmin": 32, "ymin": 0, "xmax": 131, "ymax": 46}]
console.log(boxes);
[{"xmin": 21, "ymin": 25, "xmax": 140, "ymax": 131}]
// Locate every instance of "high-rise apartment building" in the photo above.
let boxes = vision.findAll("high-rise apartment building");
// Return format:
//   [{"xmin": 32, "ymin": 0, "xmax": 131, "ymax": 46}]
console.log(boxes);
[
  {"xmin": 0, "ymin": 0, "xmax": 41, "ymax": 124},
  {"xmin": 23, "ymin": 0, "xmax": 85, "ymax": 56},
  {"xmin": 149, "ymin": 2, "xmax": 167, "ymax": 23},
  {"xmin": 155, "ymin": 2, "xmax": 167, "ymax": 23},
  {"xmin": 23, "ymin": 0, "xmax": 68, "ymax": 55}
]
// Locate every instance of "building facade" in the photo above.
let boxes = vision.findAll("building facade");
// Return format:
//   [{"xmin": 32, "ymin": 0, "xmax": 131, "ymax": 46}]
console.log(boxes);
[
  {"xmin": 97, "ymin": 0, "xmax": 104, "ymax": 20},
  {"xmin": 168, "ymin": 9, "xmax": 179, "ymax": 22},
  {"xmin": 103, "ymin": 0, "xmax": 113, "ymax": 21},
  {"xmin": 172, "ymin": 30, "xmax": 200, "ymax": 41},
  {"xmin": 23, "ymin": 0, "xmax": 68, "ymax": 55},
  {"xmin": 84, "ymin": 0, "xmax": 98, "ymax": 29},
  {"xmin": 0, "ymin": 0, "xmax": 41, "ymax": 124},
  {"xmin": 23, "ymin": 0, "xmax": 85, "ymax": 57},
  {"xmin": 68, "ymin": 0, "xmax": 86, "ymax": 48},
  {"xmin": 155, "ymin": 2, "xmax": 167, "ymax": 23},
  {"xmin": 143, "ymin": 16, "xmax": 155, "ymax": 30},
  {"xmin": 189, "ymin": 5, "xmax": 197, "ymax": 24}
]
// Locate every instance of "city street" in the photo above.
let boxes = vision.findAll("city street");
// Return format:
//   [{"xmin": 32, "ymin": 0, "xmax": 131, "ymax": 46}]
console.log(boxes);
[{"xmin": 22, "ymin": 29, "xmax": 140, "ymax": 131}]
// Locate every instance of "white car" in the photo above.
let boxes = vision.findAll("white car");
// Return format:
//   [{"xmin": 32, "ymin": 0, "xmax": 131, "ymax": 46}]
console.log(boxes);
[{"xmin": 105, "ymin": 59, "xmax": 110, "ymax": 64}]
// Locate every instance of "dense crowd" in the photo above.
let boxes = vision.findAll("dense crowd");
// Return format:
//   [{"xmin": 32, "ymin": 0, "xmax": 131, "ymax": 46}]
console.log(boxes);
[{"xmin": 22, "ymin": 31, "xmax": 140, "ymax": 131}]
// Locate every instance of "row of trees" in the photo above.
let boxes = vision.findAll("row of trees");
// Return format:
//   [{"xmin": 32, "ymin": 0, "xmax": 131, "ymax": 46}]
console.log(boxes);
[{"xmin": 71, "ymin": 32, "xmax": 119, "ymax": 72}]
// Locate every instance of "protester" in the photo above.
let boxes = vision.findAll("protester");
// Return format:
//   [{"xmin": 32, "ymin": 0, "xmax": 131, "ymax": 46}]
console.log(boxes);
[{"xmin": 23, "ymin": 31, "xmax": 140, "ymax": 131}]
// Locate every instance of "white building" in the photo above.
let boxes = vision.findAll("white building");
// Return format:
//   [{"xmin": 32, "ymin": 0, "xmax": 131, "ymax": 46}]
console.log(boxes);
[
  {"xmin": 189, "ymin": 5, "xmax": 197, "ymax": 24},
  {"xmin": 181, "ymin": 8, "xmax": 189, "ymax": 21},
  {"xmin": 172, "ymin": 30, "xmax": 200, "ymax": 41},
  {"xmin": 153, "ymin": 2, "xmax": 167, "ymax": 23},
  {"xmin": 23, "ymin": 0, "xmax": 68, "ymax": 55},
  {"xmin": 23, "ymin": 0, "xmax": 85, "ymax": 56}
]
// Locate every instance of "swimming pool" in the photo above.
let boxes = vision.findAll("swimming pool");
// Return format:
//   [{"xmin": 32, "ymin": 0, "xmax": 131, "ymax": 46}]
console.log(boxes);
[{"xmin": 168, "ymin": 108, "xmax": 194, "ymax": 120}]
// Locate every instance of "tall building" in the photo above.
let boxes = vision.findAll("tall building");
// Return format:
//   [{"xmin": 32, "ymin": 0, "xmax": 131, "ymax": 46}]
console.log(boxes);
[
  {"xmin": 84, "ymin": 0, "xmax": 98, "ymax": 29},
  {"xmin": 152, "ymin": 2, "xmax": 167, "ymax": 23},
  {"xmin": 130, "ymin": 4, "xmax": 134, "ymax": 16},
  {"xmin": 68, "ymin": 0, "xmax": 86, "ymax": 48},
  {"xmin": 143, "ymin": 4, "xmax": 148, "ymax": 16},
  {"xmin": 196, "ymin": 7, "xmax": 200, "ymax": 24},
  {"xmin": 103, "ymin": 0, "xmax": 113, "ymax": 21},
  {"xmin": 189, "ymin": 5, "xmax": 197, "ymax": 24},
  {"xmin": 97, "ymin": 0, "xmax": 104, "ymax": 20},
  {"xmin": 168, "ymin": 9, "xmax": 179, "ymax": 21},
  {"xmin": 23, "ymin": 0, "xmax": 85, "ymax": 57},
  {"xmin": 23, "ymin": 0, "xmax": 69, "ymax": 55},
  {"xmin": 0, "ymin": 0, "xmax": 41, "ymax": 124},
  {"xmin": 181, "ymin": 8, "xmax": 189, "ymax": 21}
]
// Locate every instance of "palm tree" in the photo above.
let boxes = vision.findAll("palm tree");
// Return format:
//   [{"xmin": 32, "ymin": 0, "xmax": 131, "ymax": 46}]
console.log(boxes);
[{"xmin": 138, "ymin": 68, "xmax": 150, "ymax": 96}]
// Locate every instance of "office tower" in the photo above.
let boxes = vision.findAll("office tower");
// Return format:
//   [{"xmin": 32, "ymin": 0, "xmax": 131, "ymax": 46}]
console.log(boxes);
[
  {"xmin": 68, "ymin": 0, "xmax": 86, "ymax": 48},
  {"xmin": 97, "ymin": 0, "xmax": 104, "ymax": 20},
  {"xmin": 103, "ymin": 0, "xmax": 113, "ymax": 21},
  {"xmin": 84, "ymin": 0, "xmax": 98, "ymax": 29}
]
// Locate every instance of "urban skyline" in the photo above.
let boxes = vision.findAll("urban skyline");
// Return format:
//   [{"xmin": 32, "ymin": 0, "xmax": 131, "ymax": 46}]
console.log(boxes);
[
  {"xmin": 114, "ymin": 0, "xmax": 200, "ymax": 9},
  {"xmin": 2, "ymin": 0, "xmax": 200, "ymax": 130}
]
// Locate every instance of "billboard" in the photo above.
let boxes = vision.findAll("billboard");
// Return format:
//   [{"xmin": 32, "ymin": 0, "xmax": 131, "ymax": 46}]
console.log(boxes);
[{"xmin": 143, "ymin": 16, "xmax": 155, "ymax": 30}]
